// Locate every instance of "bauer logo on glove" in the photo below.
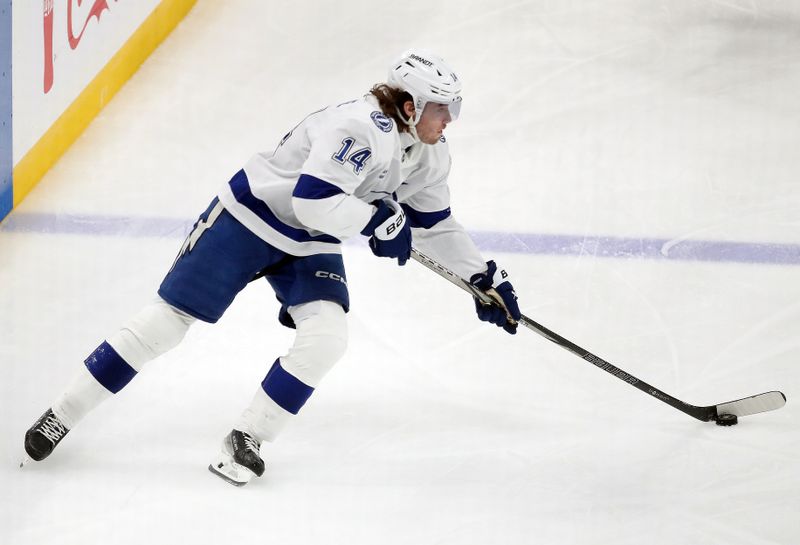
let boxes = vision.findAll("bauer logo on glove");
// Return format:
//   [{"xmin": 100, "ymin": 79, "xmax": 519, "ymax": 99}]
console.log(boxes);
[
  {"xmin": 378, "ymin": 208, "xmax": 406, "ymax": 239},
  {"xmin": 360, "ymin": 199, "xmax": 412, "ymax": 266}
]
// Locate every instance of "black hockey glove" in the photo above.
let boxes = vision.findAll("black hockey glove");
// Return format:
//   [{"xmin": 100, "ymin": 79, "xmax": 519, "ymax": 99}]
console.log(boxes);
[
  {"xmin": 469, "ymin": 260, "xmax": 521, "ymax": 334},
  {"xmin": 360, "ymin": 199, "xmax": 412, "ymax": 266}
]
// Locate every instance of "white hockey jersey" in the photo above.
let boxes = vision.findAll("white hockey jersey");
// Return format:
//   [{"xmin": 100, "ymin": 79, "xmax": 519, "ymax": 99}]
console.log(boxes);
[{"xmin": 218, "ymin": 94, "xmax": 486, "ymax": 280}]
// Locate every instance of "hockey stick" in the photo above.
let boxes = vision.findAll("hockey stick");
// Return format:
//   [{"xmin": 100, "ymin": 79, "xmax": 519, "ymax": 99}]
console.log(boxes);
[{"xmin": 410, "ymin": 247, "xmax": 786, "ymax": 424}]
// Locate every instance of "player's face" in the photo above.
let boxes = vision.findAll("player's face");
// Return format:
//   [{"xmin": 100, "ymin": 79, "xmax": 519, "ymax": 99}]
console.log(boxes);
[{"xmin": 415, "ymin": 102, "xmax": 452, "ymax": 144}]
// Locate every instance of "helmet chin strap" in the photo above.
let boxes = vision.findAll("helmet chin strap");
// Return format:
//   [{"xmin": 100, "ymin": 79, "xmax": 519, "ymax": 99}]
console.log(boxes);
[{"xmin": 395, "ymin": 105, "xmax": 421, "ymax": 142}]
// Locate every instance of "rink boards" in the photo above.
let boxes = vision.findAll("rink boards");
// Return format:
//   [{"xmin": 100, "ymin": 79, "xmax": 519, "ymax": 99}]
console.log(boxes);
[{"xmin": 0, "ymin": 0, "xmax": 197, "ymax": 223}]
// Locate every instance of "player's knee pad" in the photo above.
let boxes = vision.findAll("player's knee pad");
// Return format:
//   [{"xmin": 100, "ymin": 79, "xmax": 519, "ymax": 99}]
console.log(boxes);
[
  {"xmin": 107, "ymin": 298, "xmax": 196, "ymax": 371},
  {"xmin": 280, "ymin": 300, "xmax": 348, "ymax": 387}
]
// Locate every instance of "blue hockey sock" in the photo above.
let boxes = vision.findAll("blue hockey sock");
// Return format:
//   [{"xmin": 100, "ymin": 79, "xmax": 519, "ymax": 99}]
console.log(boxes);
[
  {"xmin": 260, "ymin": 359, "xmax": 314, "ymax": 415},
  {"xmin": 84, "ymin": 341, "xmax": 138, "ymax": 394}
]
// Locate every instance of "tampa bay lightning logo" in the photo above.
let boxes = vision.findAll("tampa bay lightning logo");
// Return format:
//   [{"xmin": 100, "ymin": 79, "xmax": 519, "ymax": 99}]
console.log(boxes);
[{"xmin": 370, "ymin": 111, "xmax": 393, "ymax": 133}]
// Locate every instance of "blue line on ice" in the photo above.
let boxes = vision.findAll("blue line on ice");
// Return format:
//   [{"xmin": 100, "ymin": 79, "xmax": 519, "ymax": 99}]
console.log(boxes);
[{"xmin": 2, "ymin": 212, "xmax": 798, "ymax": 266}]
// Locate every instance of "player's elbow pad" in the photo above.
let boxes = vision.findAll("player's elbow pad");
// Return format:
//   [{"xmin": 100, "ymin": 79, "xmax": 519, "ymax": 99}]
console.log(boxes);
[
  {"xmin": 293, "ymin": 193, "xmax": 375, "ymax": 239},
  {"xmin": 292, "ymin": 196, "xmax": 329, "ymax": 232}
]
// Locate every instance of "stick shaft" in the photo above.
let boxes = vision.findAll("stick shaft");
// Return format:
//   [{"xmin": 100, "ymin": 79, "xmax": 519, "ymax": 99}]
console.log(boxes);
[{"xmin": 409, "ymin": 248, "xmax": 714, "ymax": 421}]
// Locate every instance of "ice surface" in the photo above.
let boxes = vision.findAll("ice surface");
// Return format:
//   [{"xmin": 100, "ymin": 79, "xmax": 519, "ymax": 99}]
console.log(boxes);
[{"xmin": 2, "ymin": 1, "xmax": 799, "ymax": 544}]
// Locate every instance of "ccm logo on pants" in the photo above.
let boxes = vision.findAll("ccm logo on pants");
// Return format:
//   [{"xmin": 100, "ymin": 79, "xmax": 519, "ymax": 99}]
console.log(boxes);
[{"xmin": 315, "ymin": 271, "xmax": 347, "ymax": 285}]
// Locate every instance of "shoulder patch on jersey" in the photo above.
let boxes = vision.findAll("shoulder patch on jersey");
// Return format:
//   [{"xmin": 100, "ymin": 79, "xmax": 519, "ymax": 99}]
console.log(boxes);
[{"xmin": 370, "ymin": 111, "xmax": 394, "ymax": 133}]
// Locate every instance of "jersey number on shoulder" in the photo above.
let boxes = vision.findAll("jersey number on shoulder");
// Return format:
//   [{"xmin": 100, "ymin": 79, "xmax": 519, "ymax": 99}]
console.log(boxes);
[{"xmin": 332, "ymin": 137, "xmax": 372, "ymax": 175}]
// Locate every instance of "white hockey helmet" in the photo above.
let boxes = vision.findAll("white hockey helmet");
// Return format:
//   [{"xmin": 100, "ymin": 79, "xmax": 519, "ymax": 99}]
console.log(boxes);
[{"xmin": 387, "ymin": 49, "xmax": 462, "ymax": 127}]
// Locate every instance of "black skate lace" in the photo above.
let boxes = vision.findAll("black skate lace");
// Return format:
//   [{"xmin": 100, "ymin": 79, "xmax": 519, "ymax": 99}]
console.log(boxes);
[
  {"xmin": 242, "ymin": 433, "xmax": 260, "ymax": 454},
  {"xmin": 40, "ymin": 415, "xmax": 68, "ymax": 443}
]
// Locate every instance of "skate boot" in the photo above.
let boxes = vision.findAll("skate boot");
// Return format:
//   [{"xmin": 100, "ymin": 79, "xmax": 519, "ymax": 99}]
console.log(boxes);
[
  {"xmin": 208, "ymin": 430, "xmax": 265, "ymax": 486},
  {"xmin": 23, "ymin": 409, "xmax": 70, "ymax": 462}
]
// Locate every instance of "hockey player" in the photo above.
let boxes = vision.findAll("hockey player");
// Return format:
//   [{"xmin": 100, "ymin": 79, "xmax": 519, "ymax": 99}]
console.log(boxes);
[{"xmin": 22, "ymin": 49, "xmax": 522, "ymax": 486}]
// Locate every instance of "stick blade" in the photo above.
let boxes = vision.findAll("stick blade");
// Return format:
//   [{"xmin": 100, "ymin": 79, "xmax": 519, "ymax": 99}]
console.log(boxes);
[{"xmin": 715, "ymin": 391, "xmax": 786, "ymax": 418}]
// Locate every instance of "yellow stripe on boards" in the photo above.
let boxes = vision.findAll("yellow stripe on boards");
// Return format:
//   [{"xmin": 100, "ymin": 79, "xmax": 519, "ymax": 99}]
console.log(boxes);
[{"xmin": 12, "ymin": 0, "xmax": 197, "ymax": 207}]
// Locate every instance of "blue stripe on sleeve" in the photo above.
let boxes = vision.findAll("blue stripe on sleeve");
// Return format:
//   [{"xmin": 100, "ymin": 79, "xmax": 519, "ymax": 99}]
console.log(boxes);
[
  {"xmin": 401, "ymin": 204, "xmax": 451, "ymax": 229},
  {"xmin": 261, "ymin": 359, "xmax": 315, "ymax": 415},
  {"xmin": 292, "ymin": 174, "xmax": 345, "ymax": 200},
  {"xmin": 228, "ymin": 169, "xmax": 340, "ymax": 244}
]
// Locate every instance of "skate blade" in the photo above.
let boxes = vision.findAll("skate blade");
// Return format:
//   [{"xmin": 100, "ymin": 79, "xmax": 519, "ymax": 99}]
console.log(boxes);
[{"xmin": 208, "ymin": 452, "xmax": 255, "ymax": 487}]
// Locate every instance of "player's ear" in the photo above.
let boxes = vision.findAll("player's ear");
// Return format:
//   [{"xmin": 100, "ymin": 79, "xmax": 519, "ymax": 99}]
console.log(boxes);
[{"xmin": 403, "ymin": 100, "xmax": 415, "ymax": 120}]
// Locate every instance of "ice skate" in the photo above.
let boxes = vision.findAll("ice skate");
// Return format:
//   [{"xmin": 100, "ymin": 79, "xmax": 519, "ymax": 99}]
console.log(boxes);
[
  {"xmin": 22, "ymin": 409, "xmax": 70, "ymax": 465},
  {"xmin": 208, "ymin": 430, "xmax": 265, "ymax": 486}
]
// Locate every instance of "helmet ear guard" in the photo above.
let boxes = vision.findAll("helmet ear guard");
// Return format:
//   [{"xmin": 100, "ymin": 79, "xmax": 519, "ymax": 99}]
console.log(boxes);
[{"xmin": 388, "ymin": 49, "xmax": 462, "ymax": 128}]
